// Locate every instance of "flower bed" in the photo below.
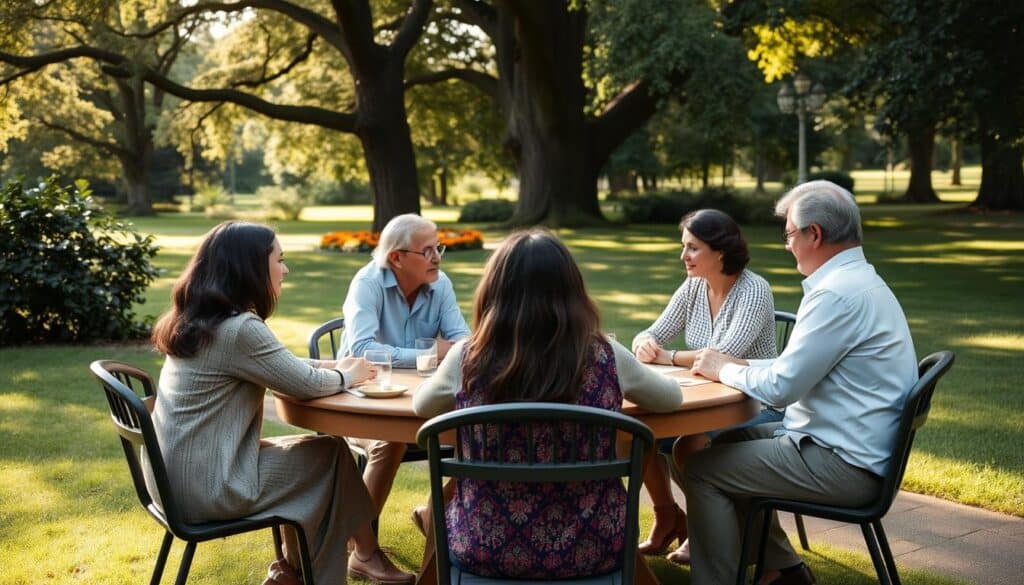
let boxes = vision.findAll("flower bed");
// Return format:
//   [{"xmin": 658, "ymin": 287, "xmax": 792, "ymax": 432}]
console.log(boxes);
[{"xmin": 320, "ymin": 228, "xmax": 483, "ymax": 253}]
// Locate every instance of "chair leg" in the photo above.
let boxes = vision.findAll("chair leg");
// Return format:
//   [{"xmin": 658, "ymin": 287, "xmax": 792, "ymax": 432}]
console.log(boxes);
[
  {"xmin": 794, "ymin": 513, "xmax": 810, "ymax": 550},
  {"xmin": 860, "ymin": 523, "xmax": 892, "ymax": 585},
  {"xmin": 174, "ymin": 541, "xmax": 197, "ymax": 585},
  {"xmin": 150, "ymin": 531, "xmax": 174, "ymax": 585},
  {"xmin": 272, "ymin": 524, "xmax": 285, "ymax": 560},
  {"xmin": 293, "ymin": 523, "xmax": 316, "ymax": 585},
  {"xmin": 737, "ymin": 503, "xmax": 759, "ymax": 585},
  {"xmin": 873, "ymin": 520, "xmax": 901, "ymax": 585},
  {"xmin": 752, "ymin": 507, "xmax": 773, "ymax": 585}
]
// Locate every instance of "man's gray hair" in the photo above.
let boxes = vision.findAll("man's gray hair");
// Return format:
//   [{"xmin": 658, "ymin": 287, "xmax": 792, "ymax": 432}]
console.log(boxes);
[
  {"xmin": 372, "ymin": 213, "xmax": 437, "ymax": 268},
  {"xmin": 775, "ymin": 180, "xmax": 863, "ymax": 244}
]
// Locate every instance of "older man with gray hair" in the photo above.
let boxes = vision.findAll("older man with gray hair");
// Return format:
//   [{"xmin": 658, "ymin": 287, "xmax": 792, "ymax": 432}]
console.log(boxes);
[
  {"xmin": 339, "ymin": 213, "xmax": 470, "ymax": 583},
  {"xmin": 685, "ymin": 181, "xmax": 918, "ymax": 585}
]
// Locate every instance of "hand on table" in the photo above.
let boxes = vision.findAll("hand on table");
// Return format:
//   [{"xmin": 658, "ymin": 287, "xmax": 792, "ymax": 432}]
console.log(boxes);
[
  {"xmin": 691, "ymin": 349, "xmax": 747, "ymax": 382},
  {"xmin": 634, "ymin": 335, "xmax": 663, "ymax": 364},
  {"xmin": 337, "ymin": 356, "xmax": 373, "ymax": 386}
]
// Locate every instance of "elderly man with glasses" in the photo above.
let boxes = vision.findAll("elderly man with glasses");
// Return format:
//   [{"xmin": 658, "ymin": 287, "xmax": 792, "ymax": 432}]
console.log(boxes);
[{"xmin": 338, "ymin": 213, "xmax": 470, "ymax": 583}]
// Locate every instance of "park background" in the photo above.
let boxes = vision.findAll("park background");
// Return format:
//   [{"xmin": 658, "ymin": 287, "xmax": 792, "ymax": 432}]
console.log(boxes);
[{"xmin": 2, "ymin": 2, "xmax": 1023, "ymax": 584}]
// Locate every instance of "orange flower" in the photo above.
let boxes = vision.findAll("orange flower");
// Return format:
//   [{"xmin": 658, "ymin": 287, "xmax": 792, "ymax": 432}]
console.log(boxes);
[{"xmin": 321, "ymin": 227, "xmax": 482, "ymax": 253}]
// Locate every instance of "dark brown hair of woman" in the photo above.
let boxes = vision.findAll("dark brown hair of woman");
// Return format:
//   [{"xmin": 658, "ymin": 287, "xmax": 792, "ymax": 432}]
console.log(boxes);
[
  {"xmin": 462, "ymin": 229, "xmax": 602, "ymax": 404},
  {"xmin": 679, "ymin": 208, "xmax": 750, "ymax": 275},
  {"xmin": 152, "ymin": 221, "xmax": 278, "ymax": 358}
]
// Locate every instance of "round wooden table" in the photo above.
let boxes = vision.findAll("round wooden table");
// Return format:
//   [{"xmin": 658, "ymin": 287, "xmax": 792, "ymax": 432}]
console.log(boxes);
[
  {"xmin": 274, "ymin": 365, "xmax": 756, "ymax": 585},
  {"xmin": 273, "ymin": 366, "xmax": 758, "ymax": 442}
]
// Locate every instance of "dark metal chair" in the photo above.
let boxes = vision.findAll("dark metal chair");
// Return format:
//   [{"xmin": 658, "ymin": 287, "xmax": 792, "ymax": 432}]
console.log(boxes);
[
  {"xmin": 90, "ymin": 360, "xmax": 314, "ymax": 585},
  {"xmin": 736, "ymin": 350, "xmax": 956, "ymax": 585},
  {"xmin": 417, "ymin": 402, "xmax": 655, "ymax": 585},
  {"xmin": 772, "ymin": 310, "xmax": 812, "ymax": 550}
]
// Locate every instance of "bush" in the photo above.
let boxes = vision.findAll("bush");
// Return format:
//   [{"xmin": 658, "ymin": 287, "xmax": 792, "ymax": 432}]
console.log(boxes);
[
  {"xmin": 308, "ymin": 180, "xmax": 372, "ymax": 205},
  {"xmin": 458, "ymin": 198, "xmax": 515, "ymax": 223},
  {"xmin": 0, "ymin": 177, "xmax": 160, "ymax": 345},
  {"xmin": 189, "ymin": 184, "xmax": 235, "ymax": 217},
  {"xmin": 258, "ymin": 185, "xmax": 312, "ymax": 221},
  {"xmin": 806, "ymin": 170, "xmax": 855, "ymax": 193},
  {"xmin": 621, "ymin": 187, "xmax": 778, "ymax": 225}
]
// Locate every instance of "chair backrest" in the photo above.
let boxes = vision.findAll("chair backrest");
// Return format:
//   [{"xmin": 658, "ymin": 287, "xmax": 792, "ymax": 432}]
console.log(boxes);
[
  {"xmin": 308, "ymin": 317, "xmax": 345, "ymax": 360},
  {"xmin": 416, "ymin": 402, "xmax": 654, "ymax": 585},
  {"xmin": 774, "ymin": 310, "xmax": 797, "ymax": 352},
  {"xmin": 872, "ymin": 350, "xmax": 955, "ymax": 517},
  {"xmin": 90, "ymin": 360, "xmax": 187, "ymax": 533}
]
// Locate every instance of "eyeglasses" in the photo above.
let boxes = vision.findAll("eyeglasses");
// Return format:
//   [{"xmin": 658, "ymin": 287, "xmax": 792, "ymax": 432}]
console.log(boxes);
[
  {"xmin": 397, "ymin": 244, "xmax": 446, "ymax": 259},
  {"xmin": 782, "ymin": 228, "xmax": 802, "ymax": 244}
]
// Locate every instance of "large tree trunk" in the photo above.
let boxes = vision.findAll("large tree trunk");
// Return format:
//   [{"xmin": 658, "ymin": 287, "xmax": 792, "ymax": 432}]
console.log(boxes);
[
  {"xmin": 502, "ymin": 3, "xmax": 601, "ymax": 226},
  {"xmin": 356, "ymin": 68, "xmax": 421, "ymax": 232},
  {"xmin": 902, "ymin": 125, "xmax": 939, "ymax": 202},
  {"xmin": 119, "ymin": 155, "xmax": 155, "ymax": 216},
  {"xmin": 973, "ymin": 125, "xmax": 1024, "ymax": 210},
  {"xmin": 950, "ymin": 137, "xmax": 962, "ymax": 186}
]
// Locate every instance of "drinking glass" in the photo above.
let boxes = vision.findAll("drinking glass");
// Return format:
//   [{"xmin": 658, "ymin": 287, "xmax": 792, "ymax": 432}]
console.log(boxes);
[
  {"xmin": 415, "ymin": 338, "xmax": 438, "ymax": 377},
  {"xmin": 365, "ymin": 350, "xmax": 392, "ymax": 388}
]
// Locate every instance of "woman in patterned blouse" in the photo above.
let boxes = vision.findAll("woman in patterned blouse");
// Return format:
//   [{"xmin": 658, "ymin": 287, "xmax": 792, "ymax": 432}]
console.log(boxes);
[
  {"xmin": 632, "ymin": 209, "xmax": 779, "ymax": 565},
  {"xmin": 414, "ymin": 229, "xmax": 681, "ymax": 579}
]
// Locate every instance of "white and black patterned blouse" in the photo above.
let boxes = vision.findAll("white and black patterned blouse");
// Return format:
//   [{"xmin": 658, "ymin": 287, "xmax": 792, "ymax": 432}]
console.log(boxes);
[{"xmin": 633, "ymin": 269, "xmax": 777, "ymax": 360}]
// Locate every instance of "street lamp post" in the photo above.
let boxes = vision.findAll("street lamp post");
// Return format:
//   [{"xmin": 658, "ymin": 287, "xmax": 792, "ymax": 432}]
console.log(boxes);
[{"xmin": 777, "ymin": 72, "xmax": 827, "ymax": 184}]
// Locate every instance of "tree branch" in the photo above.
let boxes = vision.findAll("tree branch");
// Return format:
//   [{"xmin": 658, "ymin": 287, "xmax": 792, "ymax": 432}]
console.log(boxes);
[
  {"xmin": 102, "ymin": 63, "xmax": 357, "ymax": 133},
  {"xmin": 0, "ymin": 46, "xmax": 128, "ymax": 85},
  {"xmin": 405, "ymin": 68, "xmax": 499, "ymax": 102},
  {"xmin": 232, "ymin": 32, "xmax": 317, "ymax": 89},
  {"xmin": 330, "ymin": 0, "xmax": 383, "ymax": 77},
  {"xmin": 586, "ymin": 70, "xmax": 691, "ymax": 170},
  {"xmin": 392, "ymin": 0, "xmax": 434, "ymax": 58},
  {"xmin": 32, "ymin": 117, "xmax": 132, "ymax": 159}
]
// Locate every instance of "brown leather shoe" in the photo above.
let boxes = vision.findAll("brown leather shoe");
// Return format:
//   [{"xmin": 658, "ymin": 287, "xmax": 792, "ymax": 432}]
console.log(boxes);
[
  {"xmin": 263, "ymin": 558, "xmax": 303, "ymax": 585},
  {"xmin": 349, "ymin": 548, "xmax": 416, "ymax": 585},
  {"xmin": 767, "ymin": 563, "xmax": 817, "ymax": 585}
]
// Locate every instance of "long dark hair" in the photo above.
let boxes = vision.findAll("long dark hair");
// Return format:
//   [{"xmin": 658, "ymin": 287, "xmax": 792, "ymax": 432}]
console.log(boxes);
[
  {"xmin": 679, "ymin": 208, "xmax": 750, "ymax": 275},
  {"xmin": 462, "ymin": 230, "xmax": 602, "ymax": 404},
  {"xmin": 152, "ymin": 221, "xmax": 278, "ymax": 357}
]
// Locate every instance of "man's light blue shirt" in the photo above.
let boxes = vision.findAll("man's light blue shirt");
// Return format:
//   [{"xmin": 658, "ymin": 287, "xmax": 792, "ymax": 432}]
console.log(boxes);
[
  {"xmin": 720, "ymin": 247, "xmax": 917, "ymax": 475},
  {"xmin": 340, "ymin": 261, "xmax": 470, "ymax": 368}
]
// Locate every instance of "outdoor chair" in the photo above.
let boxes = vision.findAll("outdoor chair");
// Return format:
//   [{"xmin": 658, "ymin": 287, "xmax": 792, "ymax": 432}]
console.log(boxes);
[
  {"xmin": 773, "ymin": 310, "xmax": 811, "ymax": 550},
  {"xmin": 417, "ymin": 402, "xmax": 655, "ymax": 585},
  {"xmin": 90, "ymin": 360, "xmax": 314, "ymax": 585},
  {"xmin": 735, "ymin": 350, "xmax": 956, "ymax": 585}
]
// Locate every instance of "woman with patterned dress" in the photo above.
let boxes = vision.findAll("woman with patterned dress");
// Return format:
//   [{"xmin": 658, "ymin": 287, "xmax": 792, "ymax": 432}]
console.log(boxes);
[
  {"xmin": 414, "ymin": 230, "xmax": 681, "ymax": 579},
  {"xmin": 631, "ymin": 209, "xmax": 778, "ymax": 564},
  {"xmin": 147, "ymin": 221, "xmax": 415, "ymax": 585}
]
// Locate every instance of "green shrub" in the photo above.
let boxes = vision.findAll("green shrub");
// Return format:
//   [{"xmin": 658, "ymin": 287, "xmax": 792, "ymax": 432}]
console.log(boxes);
[
  {"xmin": 806, "ymin": 170, "xmax": 855, "ymax": 193},
  {"xmin": 0, "ymin": 177, "xmax": 160, "ymax": 346},
  {"xmin": 308, "ymin": 180, "xmax": 372, "ymax": 205},
  {"xmin": 458, "ymin": 198, "xmax": 515, "ymax": 223},
  {"xmin": 190, "ymin": 184, "xmax": 234, "ymax": 217},
  {"xmin": 621, "ymin": 187, "xmax": 778, "ymax": 225},
  {"xmin": 258, "ymin": 185, "xmax": 312, "ymax": 221}
]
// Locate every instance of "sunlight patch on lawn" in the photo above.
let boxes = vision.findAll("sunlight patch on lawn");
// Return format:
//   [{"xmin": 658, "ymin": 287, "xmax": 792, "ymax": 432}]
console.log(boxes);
[
  {"xmin": 569, "ymin": 238, "xmax": 677, "ymax": 252},
  {"xmin": 889, "ymin": 253, "xmax": 1013, "ymax": 265},
  {"xmin": 960, "ymin": 333, "xmax": 1024, "ymax": 352},
  {"xmin": 864, "ymin": 217, "xmax": 906, "ymax": 228},
  {"xmin": 0, "ymin": 393, "xmax": 38, "ymax": 412},
  {"xmin": 593, "ymin": 291, "xmax": 676, "ymax": 306}
]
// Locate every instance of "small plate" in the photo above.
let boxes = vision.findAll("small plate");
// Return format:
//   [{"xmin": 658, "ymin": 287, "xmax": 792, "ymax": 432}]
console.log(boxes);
[{"xmin": 357, "ymin": 384, "xmax": 409, "ymax": 398}]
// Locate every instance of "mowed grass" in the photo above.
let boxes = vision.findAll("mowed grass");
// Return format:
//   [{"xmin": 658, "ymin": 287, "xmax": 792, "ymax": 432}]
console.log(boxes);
[{"xmin": 1, "ymin": 167, "xmax": 1018, "ymax": 584}]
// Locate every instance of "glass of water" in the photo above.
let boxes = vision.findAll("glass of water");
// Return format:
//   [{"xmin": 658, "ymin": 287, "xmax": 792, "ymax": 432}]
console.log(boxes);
[
  {"xmin": 365, "ymin": 350, "xmax": 392, "ymax": 388},
  {"xmin": 415, "ymin": 338, "xmax": 438, "ymax": 377}
]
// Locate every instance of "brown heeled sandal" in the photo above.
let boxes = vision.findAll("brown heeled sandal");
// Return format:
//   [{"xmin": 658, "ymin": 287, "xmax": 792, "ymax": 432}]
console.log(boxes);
[{"xmin": 638, "ymin": 504, "xmax": 688, "ymax": 555}]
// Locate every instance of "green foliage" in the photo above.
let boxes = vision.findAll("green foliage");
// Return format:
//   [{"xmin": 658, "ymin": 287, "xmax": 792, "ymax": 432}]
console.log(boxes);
[
  {"xmin": 189, "ymin": 184, "xmax": 235, "ymax": 218},
  {"xmin": 621, "ymin": 188, "xmax": 778, "ymax": 225},
  {"xmin": 308, "ymin": 180, "xmax": 371, "ymax": 205},
  {"xmin": 806, "ymin": 170, "xmax": 855, "ymax": 193},
  {"xmin": 258, "ymin": 185, "xmax": 312, "ymax": 221},
  {"xmin": 0, "ymin": 177, "xmax": 159, "ymax": 346},
  {"xmin": 457, "ymin": 199, "xmax": 516, "ymax": 223}
]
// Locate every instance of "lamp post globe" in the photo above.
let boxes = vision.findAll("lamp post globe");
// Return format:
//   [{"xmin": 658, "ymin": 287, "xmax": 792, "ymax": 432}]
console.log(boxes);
[{"xmin": 777, "ymin": 73, "xmax": 826, "ymax": 184}]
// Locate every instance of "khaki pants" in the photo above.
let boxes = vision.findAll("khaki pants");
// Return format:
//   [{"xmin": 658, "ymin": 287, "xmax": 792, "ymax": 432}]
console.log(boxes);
[
  {"xmin": 681, "ymin": 422, "xmax": 880, "ymax": 585},
  {"xmin": 346, "ymin": 438, "xmax": 408, "ymax": 514}
]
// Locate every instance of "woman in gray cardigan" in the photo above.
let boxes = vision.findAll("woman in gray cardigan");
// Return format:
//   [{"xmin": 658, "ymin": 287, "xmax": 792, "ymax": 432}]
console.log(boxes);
[{"xmin": 148, "ymin": 221, "xmax": 414, "ymax": 585}]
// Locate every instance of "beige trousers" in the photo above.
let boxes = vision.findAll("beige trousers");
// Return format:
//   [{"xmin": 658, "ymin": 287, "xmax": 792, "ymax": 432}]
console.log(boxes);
[
  {"xmin": 681, "ymin": 422, "xmax": 881, "ymax": 585},
  {"xmin": 346, "ymin": 438, "xmax": 408, "ymax": 514}
]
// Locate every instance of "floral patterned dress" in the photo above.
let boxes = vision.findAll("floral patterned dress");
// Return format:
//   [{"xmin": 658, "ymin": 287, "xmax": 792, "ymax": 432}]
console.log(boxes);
[{"xmin": 446, "ymin": 339, "xmax": 625, "ymax": 579}]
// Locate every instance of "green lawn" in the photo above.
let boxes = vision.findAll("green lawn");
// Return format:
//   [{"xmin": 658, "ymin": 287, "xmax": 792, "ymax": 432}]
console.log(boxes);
[{"xmin": 1, "ymin": 170, "xmax": 1019, "ymax": 584}]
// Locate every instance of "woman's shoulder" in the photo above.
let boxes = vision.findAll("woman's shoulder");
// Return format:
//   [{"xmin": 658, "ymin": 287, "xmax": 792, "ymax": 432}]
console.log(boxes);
[{"xmin": 737, "ymin": 269, "xmax": 772, "ymax": 295}]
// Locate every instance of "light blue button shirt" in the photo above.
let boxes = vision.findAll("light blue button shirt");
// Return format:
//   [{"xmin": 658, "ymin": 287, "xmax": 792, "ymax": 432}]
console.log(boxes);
[
  {"xmin": 340, "ymin": 261, "xmax": 471, "ymax": 368},
  {"xmin": 720, "ymin": 247, "xmax": 918, "ymax": 475}
]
